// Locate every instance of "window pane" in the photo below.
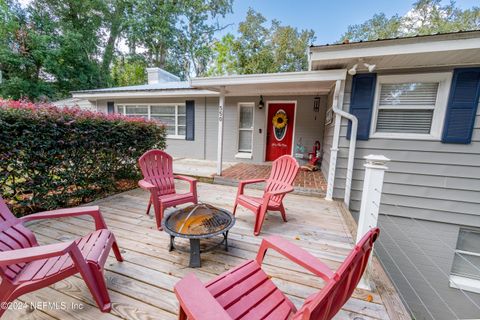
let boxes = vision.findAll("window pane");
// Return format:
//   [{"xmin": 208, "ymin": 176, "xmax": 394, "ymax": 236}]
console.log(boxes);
[
  {"xmin": 178, "ymin": 125, "xmax": 186, "ymax": 136},
  {"xmin": 117, "ymin": 106, "xmax": 124, "ymax": 113},
  {"xmin": 451, "ymin": 253, "xmax": 480, "ymax": 280},
  {"xmin": 151, "ymin": 105, "xmax": 175, "ymax": 115},
  {"xmin": 152, "ymin": 116, "xmax": 175, "ymax": 126},
  {"xmin": 178, "ymin": 105, "xmax": 186, "ymax": 115},
  {"xmin": 165, "ymin": 126, "xmax": 175, "ymax": 135},
  {"xmin": 239, "ymin": 130, "xmax": 253, "ymax": 152},
  {"xmin": 376, "ymin": 109, "xmax": 433, "ymax": 134},
  {"xmin": 126, "ymin": 105, "xmax": 148, "ymax": 114},
  {"xmin": 178, "ymin": 115, "xmax": 186, "ymax": 126},
  {"xmin": 380, "ymin": 83, "xmax": 438, "ymax": 107},
  {"xmin": 239, "ymin": 105, "xmax": 254, "ymax": 129},
  {"xmin": 456, "ymin": 229, "xmax": 480, "ymax": 254}
]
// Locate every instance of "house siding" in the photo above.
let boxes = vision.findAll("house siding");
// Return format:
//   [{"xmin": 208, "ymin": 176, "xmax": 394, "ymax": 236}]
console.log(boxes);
[
  {"xmin": 94, "ymin": 94, "xmax": 327, "ymax": 163},
  {"xmin": 325, "ymin": 70, "xmax": 480, "ymax": 319}
]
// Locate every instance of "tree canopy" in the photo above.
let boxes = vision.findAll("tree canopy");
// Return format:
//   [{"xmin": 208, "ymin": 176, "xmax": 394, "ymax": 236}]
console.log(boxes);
[
  {"xmin": 340, "ymin": 0, "xmax": 480, "ymax": 42},
  {"xmin": 0, "ymin": 0, "xmax": 234, "ymax": 100},
  {"xmin": 207, "ymin": 8, "xmax": 316, "ymax": 75}
]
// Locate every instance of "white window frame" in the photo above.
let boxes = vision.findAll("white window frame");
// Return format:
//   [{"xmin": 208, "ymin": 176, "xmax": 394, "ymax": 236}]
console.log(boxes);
[
  {"xmin": 370, "ymin": 72, "xmax": 452, "ymax": 140},
  {"xmin": 449, "ymin": 228, "xmax": 480, "ymax": 294},
  {"xmin": 236, "ymin": 102, "xmax": 255, "ymax": 159},
  {"xmin": 116, "ymin": 103, "xmax": 186, "ymax": 139}
]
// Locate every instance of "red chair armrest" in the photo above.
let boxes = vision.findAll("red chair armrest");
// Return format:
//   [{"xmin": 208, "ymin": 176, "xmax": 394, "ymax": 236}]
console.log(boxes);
[
  {"xmin": 138, "ymin": 179, "xmax": 156, "ymax": 191},
  {"xmin": 256, "ymin": 236, "xmax": 334, "ymax": 281},
  {"xmin": 266, "ymin": 186, "xmax": 294, "ymax": 196},
  {"xmin": 174, "ymin": 175, "xmax": 197, "ymax": 183},
  {"xmin": 20, "ymin": 206, "xmax": 107, "ymax": 230},
  {"xmin": 238, "ymin": 178, "xmax": 266, "ymax": 195},
  {"xmin": 175, "ymin": 273, "xmax": 231, "ymax": 320},
  {"xmin": 240, "ymin": 178, "xmax": 266, "ymax": 186},
  {"xmin": 0, "ymin": 241, "xmax": 75, "ymax": 266}
]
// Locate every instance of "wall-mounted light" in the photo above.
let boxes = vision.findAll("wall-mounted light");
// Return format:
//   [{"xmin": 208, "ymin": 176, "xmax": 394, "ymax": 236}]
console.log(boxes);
[
  {"xmin": 313, "ymin": 96, "xmax": 320, "ymax": 113},
  {"xmin": 364, "ymin": 63, "xmax": 376, "ymax": 72},
  {"xmin": 348, "ymin": 64, "xmax": 358, "ymax": 76},
  {"xmin": 259, "ymin": 95, "xmax": 265, "ymax": 109}
]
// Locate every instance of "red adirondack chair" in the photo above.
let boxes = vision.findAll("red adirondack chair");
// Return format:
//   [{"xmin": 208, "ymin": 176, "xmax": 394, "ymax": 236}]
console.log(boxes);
[
  {"xmin": 233, "ymin": 155, "xmax": 299, "ymax": 236},
  {"xmin": 0, "ymin": 197, "xmax": 123, "ymax": 317},
  {"xmin": 175, "ymin": 228, "xmax": 380, "ymax": 320},
  {"xmin": 138, "ymin": 149, "xmax": 198, "ymax": 230}
]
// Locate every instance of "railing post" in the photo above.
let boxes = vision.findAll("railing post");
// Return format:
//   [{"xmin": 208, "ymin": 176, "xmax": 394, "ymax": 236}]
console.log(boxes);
[
  {"xmin": 216, "ymin": 86, "xmax": 225, "ymax": 176},
  {"xmin": 356, "ymin": 154, "xmax": 390, "ymax": 290}
]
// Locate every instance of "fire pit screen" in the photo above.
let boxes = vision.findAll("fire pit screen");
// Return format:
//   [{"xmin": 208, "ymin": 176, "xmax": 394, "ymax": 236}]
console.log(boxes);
[
  {"xmin": 165, "ymin": 203, "xmax": 233, "ymax": 237},
  {"xmin": 163, "ymin": 203, "xmax": 235, "ymax": 267}
]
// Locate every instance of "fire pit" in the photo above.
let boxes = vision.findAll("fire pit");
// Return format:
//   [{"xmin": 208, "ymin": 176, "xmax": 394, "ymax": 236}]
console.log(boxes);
[{"xmin": 163, "ymin": 203, "xmax": 235, "ymax": 267}]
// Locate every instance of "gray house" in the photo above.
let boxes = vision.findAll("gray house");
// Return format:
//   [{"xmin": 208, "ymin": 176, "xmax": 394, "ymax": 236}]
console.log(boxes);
[{"xmin": 72, "ymin": 30, "xmax": 480, "ymax": 319}]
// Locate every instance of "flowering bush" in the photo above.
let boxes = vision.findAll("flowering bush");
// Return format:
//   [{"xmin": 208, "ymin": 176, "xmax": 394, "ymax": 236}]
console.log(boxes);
[{"xmin": 0, "ymin": 99, "xmax": 166, "ymax": 215}]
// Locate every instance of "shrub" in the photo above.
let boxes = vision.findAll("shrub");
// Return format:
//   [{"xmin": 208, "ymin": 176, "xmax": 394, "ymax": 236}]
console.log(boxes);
[{"xmin": 0, "ymin": 99, "xmax": 166, "ymax": 215}]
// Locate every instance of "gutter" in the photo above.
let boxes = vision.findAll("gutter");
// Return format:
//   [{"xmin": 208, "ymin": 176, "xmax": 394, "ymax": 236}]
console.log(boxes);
[{"xmin": 325, "ymin": 79, "xmax": 357, "ymax": 209}]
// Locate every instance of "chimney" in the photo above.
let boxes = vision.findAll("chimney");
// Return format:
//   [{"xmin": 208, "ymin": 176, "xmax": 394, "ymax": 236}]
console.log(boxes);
[{"xmin": 146, "ymin": 67, "xmax": 180, "ymax": 84}]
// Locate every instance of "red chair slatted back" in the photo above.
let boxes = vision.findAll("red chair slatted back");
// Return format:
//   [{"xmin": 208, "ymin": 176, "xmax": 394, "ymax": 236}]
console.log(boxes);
[
  {"xmin": 265, "ymin": 155, "xmax": 299, "ymax": 203},
  {"xmin": 138, "ymin": 149, "xmax": 176, "ymax": 196},
  {"xmin": 294, "ymin": 228, "xmax": 380, "ymax": 320},
  {"xmin": 0, "ymin": 197, "xmax": 38, "ymax": 280}
]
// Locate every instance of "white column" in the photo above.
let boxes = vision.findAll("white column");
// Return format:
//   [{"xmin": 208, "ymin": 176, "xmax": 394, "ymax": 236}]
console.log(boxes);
[
  {"xmin": 325, "ymin": 80, "xmax": 344, "ymax": 201},
  {"xmin": 216, "ymin": 86, "xmax": 226, "ymax": 176},
  {"xmin": 356, "ymin": 154, "xmax": 390, "ymax": 290}
]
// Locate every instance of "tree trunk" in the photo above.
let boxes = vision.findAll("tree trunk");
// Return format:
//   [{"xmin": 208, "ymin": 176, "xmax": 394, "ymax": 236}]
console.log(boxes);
[{"xmin": 102, "ymin": 1, "xmax": 125, "ymax": 81}]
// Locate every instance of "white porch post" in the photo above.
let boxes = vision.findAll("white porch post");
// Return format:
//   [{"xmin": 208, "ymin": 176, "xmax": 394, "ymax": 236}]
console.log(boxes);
[
  {"xmin": 216, "ymin": 86, "xmax": 226, "ymax": 176},
  {"xmin": 325, "ymin": 80, "xmax": 345, "ymax": 201},
  {"xmin": 356, "ymin": 154, "xmax": 390, "ymax": 290}
]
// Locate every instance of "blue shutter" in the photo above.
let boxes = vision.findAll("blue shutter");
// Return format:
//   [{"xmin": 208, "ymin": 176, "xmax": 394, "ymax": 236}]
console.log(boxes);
[
  {"xmin": 107, "ymin": 101, "xmax": 114, "ymax": 114},
  {"xmin": 442, "ymin": 68, "xmax": 480, "ymax": 144},
  {"xmin": 185, "ymin": 100, "xmax": 195, "ymax": 141},
  {"xmin": 347, "ymin": 73, "xmax": 377, "ymax": 140}
]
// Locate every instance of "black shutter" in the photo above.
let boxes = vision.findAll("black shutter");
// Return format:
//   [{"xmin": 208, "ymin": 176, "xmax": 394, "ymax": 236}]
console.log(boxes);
[
  {"xmin": 185, "ymin": 100, "xmax": 195, "ymax": 141},
  {"xmin": 442, "ymin": 68, "xmax": 480, "ymax": 144},
  {"xmin": 107, "ymin": 101, "xmax": 114, "ymax": 114},
  {"xmin": 347, "ymin": 73, "xmax": 377, "ymax": 140}
]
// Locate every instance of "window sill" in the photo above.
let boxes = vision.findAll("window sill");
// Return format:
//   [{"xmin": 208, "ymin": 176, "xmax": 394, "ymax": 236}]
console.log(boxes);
[
  {"xmin": 235, "ymin": 152, "xmax": 253, "ymax": 159},
  {"xmin": 167, "ymin": 135, "xmax": 186, "ymax": 140},
  {"xmin": 370, "ymin": 132, "xmax": 441, "ymax": 141},
  {"xmin": 449, "ymin": 275, "xmax": 480, "ymax": 294}
]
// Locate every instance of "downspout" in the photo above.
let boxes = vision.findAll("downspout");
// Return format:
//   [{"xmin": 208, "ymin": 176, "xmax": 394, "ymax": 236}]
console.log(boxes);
[{"xmin": 325, "ymin": 79, "xmax": 358, "ymax": 209}]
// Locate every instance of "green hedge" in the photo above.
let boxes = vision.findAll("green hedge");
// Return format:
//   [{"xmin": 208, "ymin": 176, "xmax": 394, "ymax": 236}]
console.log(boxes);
[{"xmin": 0, "ymin": 99, "xmax": 166, "ymax": 215}]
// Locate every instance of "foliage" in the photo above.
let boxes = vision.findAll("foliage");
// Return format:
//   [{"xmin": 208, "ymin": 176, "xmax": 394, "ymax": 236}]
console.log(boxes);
[
  {"xmin": 340, "ymin": 0, "xmax": 480, "ymax": 42},
  {"xmin": 0, "ymin": 0, "xmax": 233, "ymax": 100},
  {"xmin": 0, "ymin": 99, "xmax": 166, "ymax": 215},
  {"xmin": 123, "ymin": 0, "xmax": 233, "ymax": 79},
  {"xmin": 207, "ymin": 8, "xmax": 316, "ymax": 75},
  {"xmin": 111, "ymin": 55, "xmax": 148, "ymax": 87}
]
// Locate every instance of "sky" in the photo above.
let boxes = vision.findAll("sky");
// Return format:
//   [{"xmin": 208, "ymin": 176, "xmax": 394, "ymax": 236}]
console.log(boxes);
[{"xmin": 216, "ymin": 0, "xmax": 480, "ymax": 45}]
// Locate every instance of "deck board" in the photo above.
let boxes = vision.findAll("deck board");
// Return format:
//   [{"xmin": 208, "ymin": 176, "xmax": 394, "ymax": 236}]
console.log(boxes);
[{"xmin": 5, "ymin": 182, "xmax": 410, "ymax": 320}]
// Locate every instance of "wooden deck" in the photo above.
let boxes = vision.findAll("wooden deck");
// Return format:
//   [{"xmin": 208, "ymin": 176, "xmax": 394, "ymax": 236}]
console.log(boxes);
[{"xmin": 5, "ymin": 182, "xmax": 410, "ymax": 320}]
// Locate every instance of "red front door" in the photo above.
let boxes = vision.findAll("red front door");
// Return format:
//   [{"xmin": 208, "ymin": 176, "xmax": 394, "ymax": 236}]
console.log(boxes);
[{"xmin": 266, "ymin": 102, "xmax": 295, "ymax": 161}]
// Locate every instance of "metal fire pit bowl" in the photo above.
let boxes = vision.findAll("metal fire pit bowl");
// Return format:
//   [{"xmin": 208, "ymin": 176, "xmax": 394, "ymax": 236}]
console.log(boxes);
[{"xmin": 163, "ymin": 203, "xmax": 235, "ymax": 267}]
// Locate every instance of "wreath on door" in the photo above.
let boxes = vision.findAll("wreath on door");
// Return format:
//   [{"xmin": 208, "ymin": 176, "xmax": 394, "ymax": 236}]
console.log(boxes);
[{"xmin": 272, "ymin": 112, "xmax": 288, "ymax": 129}]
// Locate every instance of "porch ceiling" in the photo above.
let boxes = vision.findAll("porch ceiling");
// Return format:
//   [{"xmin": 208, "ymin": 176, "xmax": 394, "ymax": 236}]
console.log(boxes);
[{"xmin": 190, "ymin": 69, "xmax": 346, "ymax": 96}]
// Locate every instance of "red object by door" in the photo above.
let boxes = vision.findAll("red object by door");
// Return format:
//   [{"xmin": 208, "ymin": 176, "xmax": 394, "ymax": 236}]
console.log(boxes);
[{"xmin": 266, "ymin": 103, "xmax": 295, "ymax": 161}]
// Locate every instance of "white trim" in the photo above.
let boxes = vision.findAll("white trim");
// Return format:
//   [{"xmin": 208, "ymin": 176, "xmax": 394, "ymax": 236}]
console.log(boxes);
[
  {"xmin": 72, "ymin": 89, "xmax": 218, "ymax": 100},
  {"xmin": 264, "ymin": 100, "xmax": 297, "ymax": 161},
  {"xmin": 191, "ymin": 70, "xmax": 347, "ymax": 88},
  {"xmin": 236, "ymin": 102, "xmax": 255, "ymax": 154},
  {"xmin": 310, "ymin": 36, "xmax": 480, "ymax": 62},
  {"xmin": 370, "ymin": 72, "xmax": 452, "ymax": 140},
  {"xmin": 116, "ymin": 103, "xmax": 186, "ymax": 139},
  {"xmin": 449, "ymin": 275, "xmax": 480, "ymax": 294},
  {"xmin": 235, "ymin": 152, "xmax": 253, "ymax": 159}
]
